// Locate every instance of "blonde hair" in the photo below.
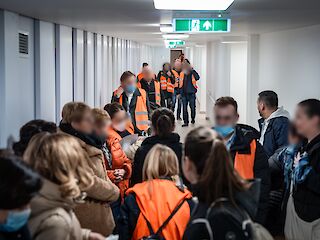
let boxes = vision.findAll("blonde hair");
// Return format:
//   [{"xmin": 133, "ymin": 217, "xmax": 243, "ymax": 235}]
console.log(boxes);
[
  {"xmin": 23, "ymin": 132, "xmax": 93, "ymax": 198},
  {"xmin": 62, "ymin": 102, "xmax": 91, "ymax": 124},
  {"xmin": 142, "ymin": 144, "xmax": 179, "ymax": 181},
  {"xmin": 92, "ymin": 108, "xmax": 110, "ymax": 127}
]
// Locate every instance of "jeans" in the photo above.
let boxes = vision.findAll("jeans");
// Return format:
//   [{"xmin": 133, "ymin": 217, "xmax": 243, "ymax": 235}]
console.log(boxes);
[
  {"xmin": 182, "ymin": 93, "xmax": 196, "ymax": 124},
  {"xmin": 172, "ymin": 89, "xmax": 182, "ymax": 119}
]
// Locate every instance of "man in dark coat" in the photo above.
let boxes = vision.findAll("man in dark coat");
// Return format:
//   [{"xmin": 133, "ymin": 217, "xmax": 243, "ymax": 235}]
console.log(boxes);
[
  {"xmin": 213, "ymin": 97, "xmax": 270, "ymax": 225},
  {"xmin": 257, "ymin": 90, "xmax": 290, "ymax": 157}
]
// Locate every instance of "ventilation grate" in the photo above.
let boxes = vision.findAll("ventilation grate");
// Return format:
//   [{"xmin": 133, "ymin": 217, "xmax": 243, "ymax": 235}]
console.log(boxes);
[{"xmin": 19, "ymin": 33, "xmax": 28, "ymax": 54}]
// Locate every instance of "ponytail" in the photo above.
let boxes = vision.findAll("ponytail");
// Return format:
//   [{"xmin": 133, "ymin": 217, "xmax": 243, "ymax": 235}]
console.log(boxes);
[
  {"xmin": 185, "ymin": 126, "xmax": 248, "ymax": 206},
  {"xmin": 151, "ymin": 108, "xmax": 175, "ymax": 138}
]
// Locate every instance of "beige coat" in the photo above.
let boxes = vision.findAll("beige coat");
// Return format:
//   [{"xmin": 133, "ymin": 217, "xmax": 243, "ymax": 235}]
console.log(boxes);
[
  {"xmin": 28, "ymin": 179, "xmax": 91, "ymax": 240},
  {"xmin": 74, "ymin": 139, "xmax": 120, "ymax": 236}
]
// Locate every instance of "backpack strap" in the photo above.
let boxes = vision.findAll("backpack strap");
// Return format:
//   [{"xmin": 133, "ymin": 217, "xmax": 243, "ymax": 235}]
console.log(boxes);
[{"xmin": 143, "ymin": 198, "xmax": 187, "ymax": 237}]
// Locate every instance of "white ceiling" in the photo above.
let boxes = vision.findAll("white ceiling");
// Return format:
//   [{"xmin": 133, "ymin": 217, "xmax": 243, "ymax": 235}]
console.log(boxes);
[{"xmin": 1, "ymin": 0, "xmax": 320, "ymax": 46}]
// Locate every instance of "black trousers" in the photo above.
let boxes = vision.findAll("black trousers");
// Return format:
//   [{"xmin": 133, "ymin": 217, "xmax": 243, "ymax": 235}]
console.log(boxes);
[{"xmin": 182, "ymin": 93, "xmax": 196, "ymax": 124}]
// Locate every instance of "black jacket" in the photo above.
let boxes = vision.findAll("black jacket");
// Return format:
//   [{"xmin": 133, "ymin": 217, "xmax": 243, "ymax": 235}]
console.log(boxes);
[
  {"xmin": 229, "ymin": 125, "xmax": 270, "ymax": 225},
  {"xmin": 130, "ymin": 133, "xmax": 182, "ymax": 186},
  {"xmin": 139, "ymin": 79, "xmax": 165, "ymax": 109},
  {"xmin": 293, "ymin": 134, "xmax": 320, "ymax": 222},
  {"xmin": 183, "ymin": 181, "xmax": 260, "ymax": 240},
  {"xmin": 111, "ymin": 88, "xmax": 151, "ymax": 135},
  {"xmin": 0, "ymin": 225, "xmax": 31, "ymax": 240}
]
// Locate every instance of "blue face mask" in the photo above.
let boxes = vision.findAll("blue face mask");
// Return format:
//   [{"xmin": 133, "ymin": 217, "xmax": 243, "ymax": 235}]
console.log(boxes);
[
  {"xmin": 0, "ymin": 209, "xmax": 31, "ymax": 232},
  {"xmin": 215, "ymin": 125, "xmax": 235, "ymax": 138},
  {"xmin": 125, "ymin": 84, "xmax": 136, "ymax": 94}
]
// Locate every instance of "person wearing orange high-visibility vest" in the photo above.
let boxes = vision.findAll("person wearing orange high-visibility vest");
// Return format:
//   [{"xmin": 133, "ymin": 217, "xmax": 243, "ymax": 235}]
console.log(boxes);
[
  {"xmin": 139, "ymin": 67, "xmax": 165, "ymax": 111},
  {"xmin": 112, "ymin": 71, "xmax": 150, "ymax": 136},
  {"xmin": 171, "ymin": 59, "xmax": 183, "ymax": 121},
  {"xmin": 213, "ymin": 96, "xmax": 270, "ymax": 225},
  {"xmin": 157, "ymin": 62, "xmax": 175, "ymax": 110},
  {"xmin": 180, "ymin": 59, "xmax": 200, "ymax": 127}
]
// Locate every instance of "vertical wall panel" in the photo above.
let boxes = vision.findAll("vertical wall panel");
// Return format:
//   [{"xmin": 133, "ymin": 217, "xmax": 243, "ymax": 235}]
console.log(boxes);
[
  {"xmin": 55, "ymin": 25, "xmax": 73, "ymax": 122},
  {"xmin": 84, "ymin": 31, "xmax": 95, "ymax": 106},
  {"xmin": 73, "ymin": 29, "xmax": 85, "ymax": 101},
  {"xmin": 94, "ymin": 34, "xmax": 103, "ymax": 107},
  {"xmin": 35, "ymin": 20, "xmax": 56, "ymax": 122},
  {"xmin": 0, "ymin": 11, "xmax": 35, "ymax": 147}
]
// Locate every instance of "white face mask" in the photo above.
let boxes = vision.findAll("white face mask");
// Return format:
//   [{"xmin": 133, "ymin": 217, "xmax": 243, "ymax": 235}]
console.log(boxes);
[{"xmin": 113, "ymin": 121, "xmax": 127, "ymax": 132}]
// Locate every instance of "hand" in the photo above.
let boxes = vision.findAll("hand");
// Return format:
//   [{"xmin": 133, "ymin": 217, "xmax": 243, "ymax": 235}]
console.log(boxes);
[
  {"xmin": 115, "ymin": 87, "xmax": 124, "ymax": 98},
  {"xmin": 89, "ymin": 232, "xmax": 105, "ymax": 240}
]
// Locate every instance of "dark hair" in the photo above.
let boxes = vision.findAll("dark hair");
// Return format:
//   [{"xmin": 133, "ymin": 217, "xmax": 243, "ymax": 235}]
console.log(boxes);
[
  {"xmin": 0, "ymin": 155, "xmax": 42, "ymax": 209},
  {"xmin": 104, "ymin": 102, "xmax": 125, "ymax": 119},
  {"xmin": 215, "ymin": 96, "xmax": 238, "ymax": 113},
  {"xmin": 162, "ymin": 62, "xmax": 171, "ymax": 69},
  {"xmin": 288, "ymin": 122, "xmax": 305, "ymax": 141},
  {"xmin": 142, "ymin": 63, "xmax": 149, "ymax": 68},
  {"xmin": 13, "ymin": 120, "xmax": 57, "ymax": 156},
  {"xmin": 184, "ymin": 58, "xmax": 191, "ymax": 64},
  {"xmin": 258, "ymin": 90, "xmax": 278, "ymax": 109},
  {"xmin": 184, "ymin": 126, "xmax": 248, "ymax": 205},
  {"xmin": 298, "ymin": 99, "xmax": 320, "ymax": 119},
  {"xmin": 151, "ymin": 108, "xmax": 175, "ymax": 138},
  {"xmin": 120, "ymin": 71, "xmax": 136, "ymax": 82}
]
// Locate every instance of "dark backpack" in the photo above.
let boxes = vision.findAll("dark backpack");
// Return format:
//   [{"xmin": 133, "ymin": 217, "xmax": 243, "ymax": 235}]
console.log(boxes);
[
  {"xmin": 141, "ymin": 199, "xmax": 187, "ymax": 240},
  {"xmin": 190, "ymin": 198, "xmax": 273, "ymax": 240}
]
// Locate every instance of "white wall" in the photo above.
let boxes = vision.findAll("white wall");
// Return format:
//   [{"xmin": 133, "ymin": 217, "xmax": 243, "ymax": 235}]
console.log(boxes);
[
  {"xmin": 35, "ymin": 20, "xmax": 56, "ymax": 122},
  {"xmin": 55, "ymin": 25, "xmax": 73, "ymax": 121},
  {"xmin": 0, "ymin": 9, "xmax": 168, "ymax": 147},
  {"xmin": 247, "ymin": 25, "xmax": 320, "ymax": 127},
  {"xmin": 0, "ymin": 11, "xmax": 35, "ymax": 147},
  {"xmin": 230, "ymin": 43, "xmax": 248, "ymax": 123}
]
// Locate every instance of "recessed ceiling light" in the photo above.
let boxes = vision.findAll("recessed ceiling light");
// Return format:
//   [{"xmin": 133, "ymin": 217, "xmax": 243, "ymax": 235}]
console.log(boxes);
[
  {"xmin": 154, "ymin": 0, "xmax": 234, "ymax": 11},
  {"xmin": 160, "ymin": 24, "xmax": 173, "ymax": 33},
  {"xmin": 162, "ymin": 34, "xmax": 189, "ymax": 39},
  {"xmin": 221, "ymin": 41, "xmax": 247, "ymax": 44}
]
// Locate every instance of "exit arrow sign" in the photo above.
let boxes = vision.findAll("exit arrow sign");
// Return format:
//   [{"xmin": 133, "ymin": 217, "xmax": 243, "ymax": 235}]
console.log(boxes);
[{"xmin": 174, "ymin": 18, "xmax": 231, "ymax": 33}]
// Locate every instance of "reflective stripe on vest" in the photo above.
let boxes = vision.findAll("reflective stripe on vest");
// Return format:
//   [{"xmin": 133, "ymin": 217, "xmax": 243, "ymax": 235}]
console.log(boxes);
[
  {"xmin": 154, "ymin": 81, "xmax": 161, "ymax": 105},
  {"xmin": 113, "ymin": 88, "xmax": 149, "ymax": 131},
  {"xmin": 178, "ymin": 72, "xmax": 198, "ymax": 89},
  {"xmin": 234, "ymin": 140, "xmax": 256, "ymax": 179},
  {"xmin": 160, "ymin": 75, "xmax": 167, "ymax": 90},
  {"xmin": 172, "ymin": 70, "xmax": 184, "ymax": 88}
]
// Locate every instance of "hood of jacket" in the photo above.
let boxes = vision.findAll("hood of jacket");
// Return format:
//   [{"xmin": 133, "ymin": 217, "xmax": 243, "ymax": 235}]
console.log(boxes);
[
  {"xmin": 142, "ymin": 132, "xmax": 181, "ymax": 146},
  {"xmin": 30, "ymin": 179, "xmax": 75, "ymax": 217},
  {"xmin": 230, "ymin": 125, "xmax": 259, "ymax": 153},
  {"xmin": 260, "ymin": 106, "xmax": 290, "ymax": 123}
]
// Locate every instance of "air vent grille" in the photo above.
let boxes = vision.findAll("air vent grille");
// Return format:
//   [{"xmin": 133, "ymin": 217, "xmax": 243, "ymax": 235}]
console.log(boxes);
[{"xmin": 19, "ymin": 33, "xmax": 28, "ymax": 54}]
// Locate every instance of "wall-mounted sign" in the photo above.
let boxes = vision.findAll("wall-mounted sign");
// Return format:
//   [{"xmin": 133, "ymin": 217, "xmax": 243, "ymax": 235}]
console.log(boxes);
[{"xmin": 174, "ymin": 18, "xmax": 231, "ymax": 33}]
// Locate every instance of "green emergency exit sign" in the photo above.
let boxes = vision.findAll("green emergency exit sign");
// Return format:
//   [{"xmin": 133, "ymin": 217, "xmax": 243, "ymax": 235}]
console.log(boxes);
[{"xmin": 174, "ymin": 19, "xmax": 231, "ymax": 33}]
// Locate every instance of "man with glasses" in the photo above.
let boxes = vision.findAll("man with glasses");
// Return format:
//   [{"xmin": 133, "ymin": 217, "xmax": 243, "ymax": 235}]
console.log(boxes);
[{"xmin": 213, "ymin": 96, "xmax": 270, "ymax": 225}]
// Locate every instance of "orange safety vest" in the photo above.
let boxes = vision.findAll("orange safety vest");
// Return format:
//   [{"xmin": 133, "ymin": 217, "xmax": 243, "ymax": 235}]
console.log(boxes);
[
  {"xmin": 126, "ymin": 179, "xmax": 192, "ymax": 240},
  {"xmin": 154, "ymin": 81, "xmax": 161, "ymax": 105},
  {"xmin": 172, "ymin": 70, "xmax": 184, "ymax": 89},
  {"xmin": 160, "ymin": 74, "xmax": 174, "ymax": 93},
  {"xmin": 234, "ymin": 140, "xmax": 256, "ymax": 179},
  {"xmin": 137, "ymin": 72, "xmax": 144, "ymax": 81},
  {"xmin": 178, "ymin": 72, "xmax": 198, "ymax": 89},
  {"xmin": 114, "ymin": 88, "xmax": 149, "ymax": 132}
]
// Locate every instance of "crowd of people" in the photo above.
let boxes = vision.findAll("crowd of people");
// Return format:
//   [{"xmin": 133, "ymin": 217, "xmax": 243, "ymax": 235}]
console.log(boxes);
[{"xmin": 0, "ymin": 57, "xmax": 320, "ymax": 240}]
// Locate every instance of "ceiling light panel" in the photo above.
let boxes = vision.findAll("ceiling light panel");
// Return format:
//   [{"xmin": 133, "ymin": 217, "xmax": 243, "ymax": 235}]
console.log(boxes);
[
  {"xmin": 154, "ymin": 0, "xmax": 234, "ymax": 11},
  {"xmin": 162, "ymin": 34, "xmax": 189, "ymax": 39}
]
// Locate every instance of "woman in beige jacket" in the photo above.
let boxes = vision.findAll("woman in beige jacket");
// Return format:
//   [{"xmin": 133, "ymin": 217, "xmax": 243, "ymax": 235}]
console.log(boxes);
[
  {"xmin": 24, "ymin": 133, "xmax": 105, "ymax": 240},
  {"xmin": 59, "ymin": 102, "xmax": 120, "ymax": 236}
]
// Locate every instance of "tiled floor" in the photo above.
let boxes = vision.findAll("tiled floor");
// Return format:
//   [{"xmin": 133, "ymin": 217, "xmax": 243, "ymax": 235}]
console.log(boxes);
[{"xmin": 174, "ymin": 111, "xmax": 212, "ymax": 142}]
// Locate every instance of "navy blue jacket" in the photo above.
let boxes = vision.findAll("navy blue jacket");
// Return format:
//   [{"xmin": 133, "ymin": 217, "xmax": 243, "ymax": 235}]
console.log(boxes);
[
  {"xmin": 258, "ymin": 116, "xmax": 289, "ymax": 157},
  {"xmin": 182, "ymin": 70, "xmax": 200, "ymax": 95}
]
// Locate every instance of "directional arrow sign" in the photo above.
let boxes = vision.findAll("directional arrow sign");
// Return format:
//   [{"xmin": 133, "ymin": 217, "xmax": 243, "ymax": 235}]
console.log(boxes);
[
  {"xmin": 203, "ymin": 20, "xmax": 211, "ymax": 30},
  {"xmin": 174, "ymin": 18, "xmax": 230, "ymax": 32}
]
